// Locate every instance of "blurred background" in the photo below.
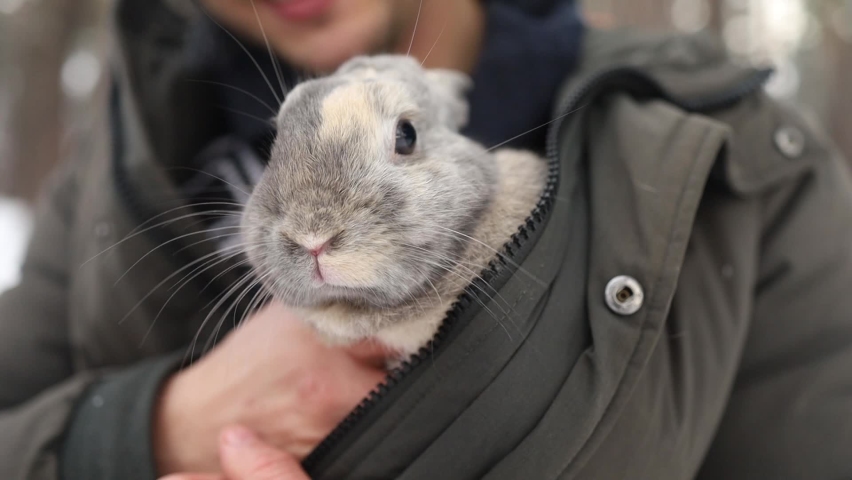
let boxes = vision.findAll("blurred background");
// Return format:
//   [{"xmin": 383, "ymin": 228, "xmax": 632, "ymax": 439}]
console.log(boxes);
[{"xmin": 0, "ymin": 0, "xmax": 851, "ymax": 292}]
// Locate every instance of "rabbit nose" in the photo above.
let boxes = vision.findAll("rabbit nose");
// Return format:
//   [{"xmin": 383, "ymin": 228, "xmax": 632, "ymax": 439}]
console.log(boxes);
[
  {"xmin": 304, "ymin": 238, "xmax": 331, "ymax": 257},
  {"xmin": 300, "ymin": 231, "xmax": 343, "ymax": 257},
  {"xmin": 301, "ymin": 234, "xmax": 339, "ymax": 257}
]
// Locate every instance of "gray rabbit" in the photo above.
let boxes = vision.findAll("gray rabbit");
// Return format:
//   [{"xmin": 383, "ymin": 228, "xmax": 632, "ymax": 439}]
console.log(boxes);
[{"xmin": 242, "ymin": 55, "xmax": 547, "ymax": 357}]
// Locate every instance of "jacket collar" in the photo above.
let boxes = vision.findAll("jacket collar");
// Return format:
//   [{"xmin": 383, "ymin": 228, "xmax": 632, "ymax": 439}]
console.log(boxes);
[{"xmin": 572, "ymin": 29, "xmax": 824, "ymax": 194}]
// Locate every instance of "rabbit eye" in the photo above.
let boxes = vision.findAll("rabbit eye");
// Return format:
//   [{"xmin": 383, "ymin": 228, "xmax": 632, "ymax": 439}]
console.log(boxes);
[{"xmin": 395, "ymin": 120, "xmax": 417, "ymax": 155}]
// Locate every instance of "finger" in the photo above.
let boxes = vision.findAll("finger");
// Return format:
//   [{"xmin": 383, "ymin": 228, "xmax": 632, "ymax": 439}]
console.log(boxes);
[
  {"xmin": 158, "ymin": 475, "xmax": 224, "ymax": 480},
  {"xmin": 219, "ymin": 425, "xmax": 310, "ymax": 480},
  {"xmin": 345, "ymin": 339, "xmax": 398, "ymax": 367}
]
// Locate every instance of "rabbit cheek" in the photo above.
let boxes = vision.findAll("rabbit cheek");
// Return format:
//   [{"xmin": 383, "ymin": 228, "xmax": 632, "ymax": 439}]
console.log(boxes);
[{"xmin": 319, "ymin": 250, "xmax": 383, "ymax": 288}]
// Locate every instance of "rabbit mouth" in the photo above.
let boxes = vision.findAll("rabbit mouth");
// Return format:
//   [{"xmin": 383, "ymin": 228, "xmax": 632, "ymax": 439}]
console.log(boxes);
[{"xmin": 309, "ymin": 285, "xmax": 392, "ymax": 309}]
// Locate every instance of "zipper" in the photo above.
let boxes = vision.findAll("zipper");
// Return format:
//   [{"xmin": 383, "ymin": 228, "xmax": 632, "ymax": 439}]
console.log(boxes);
[{"xmin": 110, "ymin": 64, "xmax": 772, "ymax": 474}]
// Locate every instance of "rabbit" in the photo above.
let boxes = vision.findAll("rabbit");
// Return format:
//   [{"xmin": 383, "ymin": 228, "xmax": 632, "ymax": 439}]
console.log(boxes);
[{"xmin": 241, "ymin": 54, "xmax": 547, "ymax": 358}]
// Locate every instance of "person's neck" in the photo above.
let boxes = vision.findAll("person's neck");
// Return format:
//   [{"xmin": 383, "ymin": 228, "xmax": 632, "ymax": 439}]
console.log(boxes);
[{"xmin": 394, "ymin": 0, "xmax": 486, "ymax": 74}]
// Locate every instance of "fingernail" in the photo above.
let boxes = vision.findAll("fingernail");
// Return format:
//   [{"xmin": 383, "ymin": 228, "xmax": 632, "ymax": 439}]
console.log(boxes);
[{"xmin": 223, "ymin": 425, "xmax": 257, "ymax": 448}]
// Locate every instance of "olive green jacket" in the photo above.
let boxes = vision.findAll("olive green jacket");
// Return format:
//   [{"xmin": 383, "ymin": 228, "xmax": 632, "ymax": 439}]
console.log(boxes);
[{"xmin": 2, "ymin": 1, "xmax": 852, "ymax": 479}]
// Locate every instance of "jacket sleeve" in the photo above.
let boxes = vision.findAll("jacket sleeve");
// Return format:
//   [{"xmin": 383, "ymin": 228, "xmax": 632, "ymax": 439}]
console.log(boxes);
[
  {"xmin": 0, "ymin": 154, "xmax": 181, "ymax": 480},
  {"xmin": 698, "ymin": 146, "xmax": 852, "ymax": 478}
]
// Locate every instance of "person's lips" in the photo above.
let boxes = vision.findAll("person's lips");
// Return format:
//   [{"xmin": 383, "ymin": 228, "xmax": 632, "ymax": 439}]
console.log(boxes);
[{"xmin": 264, "ymin": 0, "xmax": 334, "ymax": 22}]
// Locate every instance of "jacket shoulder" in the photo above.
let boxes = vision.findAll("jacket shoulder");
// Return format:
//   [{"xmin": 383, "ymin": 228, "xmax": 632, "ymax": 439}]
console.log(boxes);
[{"xmin": 573, "ymin": 28, "xmax": 839, "ymax": 195}]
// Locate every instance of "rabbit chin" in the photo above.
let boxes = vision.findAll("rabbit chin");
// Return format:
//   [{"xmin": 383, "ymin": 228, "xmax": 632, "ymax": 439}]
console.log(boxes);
[
  {"xmin": 289, "ymin": 293, "xmax": 450, "ymax": 356},
  {"xmin": 291, "ymin": 302, "xmax": 382, "ymax": 345},
  {"xmin": 269, "ymin": 272, "xmax": 409, "ymax": 310}
]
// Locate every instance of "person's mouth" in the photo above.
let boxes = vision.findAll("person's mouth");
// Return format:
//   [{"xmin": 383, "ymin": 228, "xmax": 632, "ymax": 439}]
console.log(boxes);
[{"xmin": 264, "ymin": 0, "xmax": 334, "ymax": 22}]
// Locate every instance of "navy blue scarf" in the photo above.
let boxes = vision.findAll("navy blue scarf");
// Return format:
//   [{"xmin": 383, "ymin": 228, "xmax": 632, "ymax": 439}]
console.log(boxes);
[{"xmin": 464, "ymin": 1, "xmax": 584, "ymax": 151}]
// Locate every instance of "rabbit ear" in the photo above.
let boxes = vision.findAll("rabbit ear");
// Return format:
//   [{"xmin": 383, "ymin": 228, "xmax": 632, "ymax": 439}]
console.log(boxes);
[{"xmin": 424, "ymin": 69, "xmax": 472, "ymax": 130}]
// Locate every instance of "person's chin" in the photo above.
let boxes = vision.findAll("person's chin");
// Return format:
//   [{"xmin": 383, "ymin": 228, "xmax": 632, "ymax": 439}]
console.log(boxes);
[
  {"xmin": 277, "ymin": 32, "xmax": 387, "ymax": 73},
  {"xmin": 276, "ymin": 8, "xmax": 394, "ymax": 72}
]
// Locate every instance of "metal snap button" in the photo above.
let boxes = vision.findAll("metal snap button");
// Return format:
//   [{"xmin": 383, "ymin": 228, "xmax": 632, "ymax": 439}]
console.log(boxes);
[
  {"xmin": 605, "ymin": 276, "xmax": 644, "ymax": 316},
  {"xmin": 774, "ymin": 125, "xmax": 806, "ymax": 159}
]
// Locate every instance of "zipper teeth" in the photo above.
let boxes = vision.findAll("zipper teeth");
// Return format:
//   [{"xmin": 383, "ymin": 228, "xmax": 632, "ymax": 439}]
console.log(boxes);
[{"xmin": 301, "ymin": 65, "xmax": 773, "ymax": 473}]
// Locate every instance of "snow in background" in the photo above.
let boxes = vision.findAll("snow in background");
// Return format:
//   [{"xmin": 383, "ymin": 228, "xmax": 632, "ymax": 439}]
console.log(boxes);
[{"xmin": 0, "ymin": 197, "xmax": 32, "ymax": 294}]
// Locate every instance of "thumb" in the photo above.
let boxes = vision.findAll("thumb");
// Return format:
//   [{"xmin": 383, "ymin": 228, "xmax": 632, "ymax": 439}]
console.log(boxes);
[{"xmin": 219, "ymin": 426, "xmax": 310, "ymax": 480}]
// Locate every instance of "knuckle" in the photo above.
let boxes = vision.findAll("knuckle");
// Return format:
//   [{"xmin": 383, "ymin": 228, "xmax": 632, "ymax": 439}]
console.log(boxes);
[{"xmin": 295, "ymin": 369, "xmax": 337, "ymax": 408}]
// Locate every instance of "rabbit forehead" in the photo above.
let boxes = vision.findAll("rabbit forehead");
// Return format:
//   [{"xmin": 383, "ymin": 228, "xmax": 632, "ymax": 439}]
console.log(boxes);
[
  {"xmin": 317, "ymin": 82, "xmax": 375, "ymax": 140},
  {"xmin": 317, "ymin": 80, "xmax": 416, "ymax": 142}
]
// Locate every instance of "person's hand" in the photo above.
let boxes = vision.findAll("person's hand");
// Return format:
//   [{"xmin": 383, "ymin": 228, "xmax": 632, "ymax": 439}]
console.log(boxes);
[
  {"xmin": 159, "ymin": 425, "xmax": 309, "ymax": 480},
  {"xmin": 153, "ymin": 301, "xmax": 390, "ymax": 475}
]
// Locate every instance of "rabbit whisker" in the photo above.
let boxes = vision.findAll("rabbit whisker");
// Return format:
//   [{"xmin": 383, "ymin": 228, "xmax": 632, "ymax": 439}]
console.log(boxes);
[
  {"xmin": 407, "ymin": 0, "xmax": 424, "ymax": 56},
  {"xmin": 249, "ymin": 0, "xmax": 290, "ymax": 100}
]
